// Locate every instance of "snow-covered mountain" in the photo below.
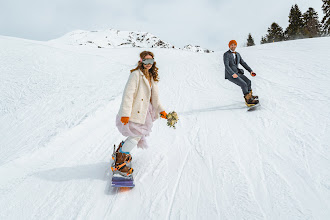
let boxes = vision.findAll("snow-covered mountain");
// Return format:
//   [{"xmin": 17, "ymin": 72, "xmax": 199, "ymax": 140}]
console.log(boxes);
[
  {"xmin": 0, "ymin": 35, "xmax": 330, "ymax": 219},
  {"xmin": 49, "ymin": 28, "xmax": 213, "ymax": 53},
  {"xmin": 182, "ymin": 44, "xmax": 214, "ymax": 53}
]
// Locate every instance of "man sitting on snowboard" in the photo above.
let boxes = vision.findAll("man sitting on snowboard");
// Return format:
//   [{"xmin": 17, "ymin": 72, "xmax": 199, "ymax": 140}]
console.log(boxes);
[{"xmin": 223, "ymin": 40, "xmax": 259, "ymax": 106}]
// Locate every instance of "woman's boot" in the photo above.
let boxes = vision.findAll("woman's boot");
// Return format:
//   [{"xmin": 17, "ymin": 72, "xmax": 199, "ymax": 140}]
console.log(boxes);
[{"xmin": 111, "ymin": 141, "xmax": 133, "ymax": 177}]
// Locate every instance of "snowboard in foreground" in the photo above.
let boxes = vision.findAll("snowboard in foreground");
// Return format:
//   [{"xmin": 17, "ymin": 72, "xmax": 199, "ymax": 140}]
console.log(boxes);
[
  {"xmin": 247, "ymin": 102, "xmax": 260, "ymax": 111},
  {"xmin": 111, "ymin": 174, "xmax": 135, "ymax": 188}
]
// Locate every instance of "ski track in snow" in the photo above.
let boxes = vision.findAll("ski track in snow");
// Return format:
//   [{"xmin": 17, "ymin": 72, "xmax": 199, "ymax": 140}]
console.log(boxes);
[{"xmin": 0, "ymin": 36, "xmax": 330, "ymax": 219}]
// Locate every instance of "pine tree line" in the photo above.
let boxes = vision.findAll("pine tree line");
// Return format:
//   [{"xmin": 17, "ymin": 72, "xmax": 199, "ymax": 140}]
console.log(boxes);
[
  {"xmin": 245, "ymin": 1, "xmax": 330, "ymax": 46},
  {"xmin": 322, "ymin": 0, "xmax": 330, "ymax": 35}
]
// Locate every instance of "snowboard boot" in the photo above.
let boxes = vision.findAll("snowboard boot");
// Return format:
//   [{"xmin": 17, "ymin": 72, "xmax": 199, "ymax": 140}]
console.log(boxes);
[
  {"xmin": 111, "ymin": 141, "xmax": 134, "ymax": 177},
  {"xmin": 249, "ymin": 90, "xmax": 258, "ymax": 100},
  {"xmin": 244, "ymin": 93, "xmax": 259, "ymax": 107}
]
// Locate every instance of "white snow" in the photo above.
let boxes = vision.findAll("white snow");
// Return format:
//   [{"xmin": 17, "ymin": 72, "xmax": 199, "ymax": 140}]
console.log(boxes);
[
  {"xmin": 0, "ymin": 35, "xmax": 330, "ymax": 219},
  {"xmin": 49, "ymin": 28, "xmax": 212, "ymax": 53},
  {"xmin": 182, "ymin": 44, "xmax": 214, "ymax": 53},
  {"xmin": 49, "ymin": 29, "xmax": 175, "ymax": 49}
]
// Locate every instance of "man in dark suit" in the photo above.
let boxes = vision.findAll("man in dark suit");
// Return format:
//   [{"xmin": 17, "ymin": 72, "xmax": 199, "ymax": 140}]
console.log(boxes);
[{"xmin": 223, "ymin": 40, "xmax": 259, "ymax": 106}]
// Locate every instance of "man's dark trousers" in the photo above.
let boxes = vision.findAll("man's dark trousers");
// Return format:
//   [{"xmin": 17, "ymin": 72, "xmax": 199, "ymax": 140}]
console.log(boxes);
[{"xmin": 226, "ymin": 74, "xmax": 251, "ymax": 95}]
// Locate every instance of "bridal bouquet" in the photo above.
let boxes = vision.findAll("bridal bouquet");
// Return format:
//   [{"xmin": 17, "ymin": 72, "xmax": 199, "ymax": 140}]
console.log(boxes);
[{"xmin": 165, "ymin": 111, "xmax": 179, "ymax": 129}]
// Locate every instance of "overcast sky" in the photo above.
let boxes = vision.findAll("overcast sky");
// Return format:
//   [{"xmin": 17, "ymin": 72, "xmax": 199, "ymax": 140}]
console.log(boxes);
[{"xmin": 0, "ymin": 0, "xmax": 323, "ymax": 51}]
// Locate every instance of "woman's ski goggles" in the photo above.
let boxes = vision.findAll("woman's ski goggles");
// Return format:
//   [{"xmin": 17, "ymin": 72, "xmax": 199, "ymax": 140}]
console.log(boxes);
[{"xmin": 142, "ymin": 58, "xmax": 154, "ymax": 65}]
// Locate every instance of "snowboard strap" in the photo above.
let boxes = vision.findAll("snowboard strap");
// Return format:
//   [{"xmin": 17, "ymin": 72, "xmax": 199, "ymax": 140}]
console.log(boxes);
[
  {"xmin": 112, "ymin": 154, "xmax": 132, "ymax": 171},
  {"xmin": 113, "ymin": 162, "xmax": 133, "ymax": 175},
  {"xmin": 117, "ymin": 162, "xmax": 127, "ymax": 170}
]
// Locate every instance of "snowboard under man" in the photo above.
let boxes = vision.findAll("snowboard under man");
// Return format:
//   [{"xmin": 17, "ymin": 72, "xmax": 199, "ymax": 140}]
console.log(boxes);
[{"xmin": 223, "ymin": 40, "xmax": 259, "ymax": 106}]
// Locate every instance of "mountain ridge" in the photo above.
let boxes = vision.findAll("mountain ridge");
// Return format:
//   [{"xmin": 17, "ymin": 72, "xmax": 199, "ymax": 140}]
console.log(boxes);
[{"xmin": 49, "ymin": 28, "xmax": 214, "ymax": 53}]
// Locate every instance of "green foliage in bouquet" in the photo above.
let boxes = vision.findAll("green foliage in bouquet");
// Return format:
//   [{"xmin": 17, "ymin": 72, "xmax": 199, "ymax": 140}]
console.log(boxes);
[{"xmin": 165, "ymin": 111, "xmax": 179, "ymax": 129}]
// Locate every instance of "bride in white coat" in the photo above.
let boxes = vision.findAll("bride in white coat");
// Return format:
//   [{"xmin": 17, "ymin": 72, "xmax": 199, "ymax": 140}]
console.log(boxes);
[{"xmin": 112, "ymin": 51, "xmax": 167, "ymax": 176}]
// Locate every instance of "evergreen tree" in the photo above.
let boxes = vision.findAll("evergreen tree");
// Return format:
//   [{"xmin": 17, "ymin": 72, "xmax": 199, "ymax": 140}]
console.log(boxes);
[
  {"xmin": 321, "ymin": 0, "xmax": 330, "ymax": 35},
  {"xmin": 260, "ymin": 36, "xmax": 267, "ymax": 44},
  {"xmin": 285, "ymin": 4, "xmax": 305, "ymax": 39},
  {"xmin": 264, "ymin": 22, "xmax": 285, "ymax": 43},
  {"xmin": 246, "ymin": 33, "xmax": 255, "ymax": 46},
  {"xmin": 302, "ymin": 7, "xmax": 321, "ymax": 38}
]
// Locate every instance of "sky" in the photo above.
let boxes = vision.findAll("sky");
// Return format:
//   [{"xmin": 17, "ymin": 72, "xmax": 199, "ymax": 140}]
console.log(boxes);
[{"xmin": 0, "ymin": 0, "xmax": 324, "ymax": 51}]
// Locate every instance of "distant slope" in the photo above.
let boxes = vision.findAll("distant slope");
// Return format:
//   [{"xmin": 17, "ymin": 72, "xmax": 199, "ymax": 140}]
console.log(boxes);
[
  {"xmin": 49, "ymin": 28, "xmax": 213, "ymax": 53},
  {"xmin": 0, "ymin": 35, "xmax": 329, "ymax": 219}
]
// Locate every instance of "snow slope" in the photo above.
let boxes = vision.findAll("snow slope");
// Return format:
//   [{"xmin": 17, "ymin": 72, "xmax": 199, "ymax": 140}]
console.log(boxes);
[
  {"xmin": 49, "ymin": 28, "xmax": 213, "ymax": 53},
  {"xmin": 0, "ymin": 35, "xmax": 329, "ymax": 219}
]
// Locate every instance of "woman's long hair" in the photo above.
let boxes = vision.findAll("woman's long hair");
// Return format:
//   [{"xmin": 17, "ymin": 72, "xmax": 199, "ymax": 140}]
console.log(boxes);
[{"xmin": 130, "ymin": 51, "xmax": 159, "ymax": 82}]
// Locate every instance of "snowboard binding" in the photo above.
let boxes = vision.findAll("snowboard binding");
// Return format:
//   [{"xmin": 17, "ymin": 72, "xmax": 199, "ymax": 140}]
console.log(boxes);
[
  {"xmin": 244, "ymin": 92, "xmax": 259, "ymax": 107},
  {"xmin": 111, "ymin": 141, "xmax": 134, "ymax": 177},
  {"xmin": 249, "ymin": 90, "xmax": 258, "ymax": 100}
]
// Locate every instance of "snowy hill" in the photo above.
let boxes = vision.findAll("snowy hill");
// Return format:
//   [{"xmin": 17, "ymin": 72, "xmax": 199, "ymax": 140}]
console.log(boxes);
[
  {"xmin": 182, "ymin": 44, "xmax": 213, "ymax": 53},
  {"xmin": 0, "ymin": 35, "xmax": 330, "ymax": 219},
  {"xmin": 50, "ymin": 28, "xmax": 213, "ymax": 53}
]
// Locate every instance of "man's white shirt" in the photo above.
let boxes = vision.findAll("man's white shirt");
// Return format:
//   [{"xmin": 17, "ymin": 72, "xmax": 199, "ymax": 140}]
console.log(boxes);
[{"xmin": 229, "ymin": 49, "xmax": 236, "ymax": 61}]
